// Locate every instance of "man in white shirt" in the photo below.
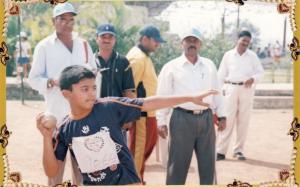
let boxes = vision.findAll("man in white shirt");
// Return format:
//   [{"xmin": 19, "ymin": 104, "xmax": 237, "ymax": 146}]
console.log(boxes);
[
  {"xmin": 216, "ymin": 30, "xmax": 264, "ymax": 161},
  {"xmin": 28, "ymin": 2, "xmax": 96, "ymax": 185},
  {"xmin": 156, "ymin": 28, "xmax": 226, "ymax": 185}
]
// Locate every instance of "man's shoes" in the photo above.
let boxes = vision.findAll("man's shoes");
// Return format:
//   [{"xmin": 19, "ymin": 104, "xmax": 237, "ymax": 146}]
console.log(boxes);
[
  {"xmin": 233, "ymin": 152, "xmax": 246, "ymax": 160},
  {"xmin": 216, "ymin": 153, "xmax": 226, "ymax": 161}
]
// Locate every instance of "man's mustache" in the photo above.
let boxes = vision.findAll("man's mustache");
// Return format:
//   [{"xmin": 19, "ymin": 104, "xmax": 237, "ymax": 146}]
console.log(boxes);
[{"xmin": 188, "ymin": 45, "xmax": 196, "ymax": 50}]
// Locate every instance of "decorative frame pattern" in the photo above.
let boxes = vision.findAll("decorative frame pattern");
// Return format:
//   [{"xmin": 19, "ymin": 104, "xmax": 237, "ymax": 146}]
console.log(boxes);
[{"xmin": 0, "ymin": 0, "xmax": 299, "ymax": 186}]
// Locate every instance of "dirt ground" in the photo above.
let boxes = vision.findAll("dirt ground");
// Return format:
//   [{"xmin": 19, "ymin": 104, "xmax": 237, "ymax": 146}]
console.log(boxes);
[{"xmin": 6, "ymin": 101, "xmax": 293, "ymax": 185}]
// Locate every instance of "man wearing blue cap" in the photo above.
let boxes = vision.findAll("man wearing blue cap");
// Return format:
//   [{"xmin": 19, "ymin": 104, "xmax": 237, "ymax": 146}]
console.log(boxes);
[
  {"xmin": 95, "ymin": 23, "xmax": 135, "ymax": 99},
  {"xmin": 95, "ymin": 23, "xmax": 135, "ymax": 141},
  {"xmin": 28, "ymin": 2, "xmax": 97, "ymax": 185},
  {"xmin": 156, "ymin": 28, "xmax": 226, "ymax": 184},
  {"xmin": 126, "ymin": 25, "xmax": 165, "ymax": 183}
]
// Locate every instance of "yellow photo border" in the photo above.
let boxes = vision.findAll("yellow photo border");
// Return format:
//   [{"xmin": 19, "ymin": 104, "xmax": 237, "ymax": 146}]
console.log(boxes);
[{"xmin": 0, "ymin": 0, "xmax": 299, "ymax": 186}]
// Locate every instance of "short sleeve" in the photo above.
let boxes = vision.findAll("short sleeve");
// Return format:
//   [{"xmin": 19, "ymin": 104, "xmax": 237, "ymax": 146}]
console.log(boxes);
[
  {"xmin": 54, "ymin": 128, "xmax": 68, "ymax": 161},
  {"xmin": 110, "ymin": 97, "xmax": 143, "ymax": 125},
  {"xmin": 122, "ymin": 58, "xmax": 135, "ymax": 91}
]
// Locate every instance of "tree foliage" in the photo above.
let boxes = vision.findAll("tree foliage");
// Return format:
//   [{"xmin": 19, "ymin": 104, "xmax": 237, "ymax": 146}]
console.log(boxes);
[{"xmin": 6, "ymin": 1, "xmax": 261, "ymax": 76}]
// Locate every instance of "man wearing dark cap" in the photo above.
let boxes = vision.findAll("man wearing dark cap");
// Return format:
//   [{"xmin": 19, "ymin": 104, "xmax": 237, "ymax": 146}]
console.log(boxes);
[
  {"xmin": 156, "ymin": 27, "xmax": 226, "ymax": 185},
  {"xmin": 95, "ymin": 23, "xmax": 135, "ymax": 141},
  {"xmin": 28, "ymin": 2, "xmax": 97, "ymax": 185},
  {"xmin": 95, "ymin": 23, "xmax": 135, "ymax": 98},
  {"xmin": 126, "ymin": 25, "xmax": 165, "ymax": 183},
  {"xmin": 216, "ymin": 30, "xmax": 264, "ymax": 161}
]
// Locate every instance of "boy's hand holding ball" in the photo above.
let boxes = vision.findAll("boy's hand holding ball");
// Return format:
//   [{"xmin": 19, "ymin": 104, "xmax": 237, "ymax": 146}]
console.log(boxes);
[
  {"xmin": 36, "ymin": 112, "xmax": 57, "ymax": 138},
  {"xmin": 42, "ymin": 112, "xmax": 57, "ymax": 129}
]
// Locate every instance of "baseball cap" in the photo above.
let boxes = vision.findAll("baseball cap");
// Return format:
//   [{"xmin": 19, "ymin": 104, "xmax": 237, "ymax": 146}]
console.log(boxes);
[
  {"xmin": 181, "ymin": 28, "xmax": 203, "ymax": 41},
  {"xmin": 52, "ymin": 2, "xmax": 77, "ymax": 18},
  {"xmin": 96, "ymin": 24, "xmax": 116, "ymax": 36},
  {"xmin": 139, "ymin": 25, "xmax": 166, "ymax": 43}
]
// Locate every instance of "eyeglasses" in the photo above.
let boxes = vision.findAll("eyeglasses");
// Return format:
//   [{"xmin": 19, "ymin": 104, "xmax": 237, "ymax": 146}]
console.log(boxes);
[{"xmin": 56, "ymin": 16, "xmax": 75, "ymax": 25}]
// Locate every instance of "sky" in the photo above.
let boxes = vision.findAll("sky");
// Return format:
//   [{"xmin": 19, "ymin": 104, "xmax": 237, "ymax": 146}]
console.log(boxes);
[{"xmin": 157, "ymin": 1, "xmax": 293, "ymax": 48}]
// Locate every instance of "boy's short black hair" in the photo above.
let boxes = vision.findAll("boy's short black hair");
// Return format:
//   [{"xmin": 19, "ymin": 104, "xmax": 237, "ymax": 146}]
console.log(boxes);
[{"xmin": 59, "ymin": 65, "xmax": 96, "ymax": 91}]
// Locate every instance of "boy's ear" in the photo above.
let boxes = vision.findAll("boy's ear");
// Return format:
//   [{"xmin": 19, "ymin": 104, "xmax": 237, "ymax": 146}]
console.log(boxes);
[{"xmin": 61, "ymin": 89, "xmax": 72, "ymax": 99}]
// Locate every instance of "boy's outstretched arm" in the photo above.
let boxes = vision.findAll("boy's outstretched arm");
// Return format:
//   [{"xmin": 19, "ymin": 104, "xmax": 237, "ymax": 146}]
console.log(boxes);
[
  {"xmin": 141, "ymin": 89, "xmax": 218, "ymax": 111},
  {"xmin": 36, "ymin": 113, "xmax": 61, "ymax": 178}
]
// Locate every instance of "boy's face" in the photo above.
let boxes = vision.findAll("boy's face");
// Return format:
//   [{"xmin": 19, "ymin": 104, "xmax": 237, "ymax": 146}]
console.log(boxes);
[{"xmin": 67, "ymin": 78, "xmax": 97, "ymax": 110}]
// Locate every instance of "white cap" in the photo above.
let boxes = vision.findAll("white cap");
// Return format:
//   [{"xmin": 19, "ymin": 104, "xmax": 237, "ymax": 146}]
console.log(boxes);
[
  {"xmin": 181, "ymin": 28, "xmax": 203, "ymax": 42},
  {"xmin": 52, "ymin": 2, "xmax": 77, "ymax": 18}
]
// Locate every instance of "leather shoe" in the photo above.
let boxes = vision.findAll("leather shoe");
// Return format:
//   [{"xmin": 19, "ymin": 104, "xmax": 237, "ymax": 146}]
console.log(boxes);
[
  {"xmin": 233, "ymin": 152, "xmax": 246, "ymax": 160},
  {"xmin": 216, "ymin": 153, "xmax": 225, "ymax": 161}
]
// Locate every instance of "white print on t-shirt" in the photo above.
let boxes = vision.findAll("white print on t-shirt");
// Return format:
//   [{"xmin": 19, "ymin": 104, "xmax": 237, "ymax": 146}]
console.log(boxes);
[
  {"xmin": 87, "ymin": 171, "xmax": 107, "ymax": 182},
  {"xmin": 72, "ymin": 127, "xmax": 120, "ymax": 173},
  {"xmin": 81, "ymin": 125, "xmax": 90, "ymax": 134},
  {"xmin": 115, "ymin": 143, "xmax": 122, "ymax": 153}
]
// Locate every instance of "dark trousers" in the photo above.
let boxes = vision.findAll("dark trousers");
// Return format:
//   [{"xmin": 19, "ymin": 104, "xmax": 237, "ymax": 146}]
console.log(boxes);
[{"xmin": 166, "ymin": 109, "xmax": 215, "ymax": 185}]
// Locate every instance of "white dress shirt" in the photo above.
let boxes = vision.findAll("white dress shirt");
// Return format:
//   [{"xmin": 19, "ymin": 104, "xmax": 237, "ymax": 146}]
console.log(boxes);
[
  {"xmin": 218, "ymin": 48, "xmax": 264, "ymax": 87},
  {"xmin": 28, "ymin": 32, "xmax": 97, "ymax": 125},
  {"xmin": 156, "ymin": 54, "xmax": 226, "ymax": 126}
]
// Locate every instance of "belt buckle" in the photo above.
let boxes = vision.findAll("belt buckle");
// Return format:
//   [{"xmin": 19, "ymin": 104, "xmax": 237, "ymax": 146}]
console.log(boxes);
[{"xmin": 193, "ymin": 110, "xmax": 202, "ymax": 115}]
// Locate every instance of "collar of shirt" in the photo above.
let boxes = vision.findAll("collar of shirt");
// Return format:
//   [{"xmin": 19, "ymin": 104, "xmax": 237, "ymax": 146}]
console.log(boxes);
[
  {"xmin": 137, "ymin": 44, "xmax": 149, "ymax": 56},
  {"xmin": 233, "ymin": 47, "xmax": 251, "ymax": 57},
  {"xmin": 97, "ymin": 50, "xmax": 117, "ymax": 67},
  {"xmin": 179, "ymin": 53, "xmax": 204, "ymax": 68}
]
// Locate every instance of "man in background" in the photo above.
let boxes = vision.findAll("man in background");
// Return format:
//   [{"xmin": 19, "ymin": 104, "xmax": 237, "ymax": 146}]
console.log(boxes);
[
  {"xmin": 94, "ymin": 23, "xmax": 135, "ymax": 140},
  {"xmin": 156, "ymin": 28, "xmax": 226, "ymax": 185},
  {"xmin": 95, "ymin": 23, "xmax": 135, "ymax": 98},
  {"xmin": 126, "ymin": 25, "xmax": 165, "ymax": 183},
  {"xmin": 28, "ymin": 2, "xmax": 97, "ymax": 185},
  {"xmin": 216, "ymin": 30, "xmax": 264, "ymax": 161}
]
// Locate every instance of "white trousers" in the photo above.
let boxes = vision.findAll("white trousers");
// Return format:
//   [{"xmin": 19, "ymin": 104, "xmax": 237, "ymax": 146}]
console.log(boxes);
[{"xmin": 216, "ymin": 84, "xmax": 255, "ymax": 155}]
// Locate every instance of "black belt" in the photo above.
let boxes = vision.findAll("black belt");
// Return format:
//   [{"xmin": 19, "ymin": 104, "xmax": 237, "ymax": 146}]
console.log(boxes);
[
  {"xmin": 225, "ymin": 81, "xmax": 244, "ymax": 85},
  {"xmin": 174, "ymin": 107, "xmax": 209, "ymax": 115}
]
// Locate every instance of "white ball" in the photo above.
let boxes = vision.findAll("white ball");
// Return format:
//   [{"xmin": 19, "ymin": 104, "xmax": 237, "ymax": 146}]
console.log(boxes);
[{"xmin": 43, "ymin": 112, "xmax": 57, "ymax": 129}]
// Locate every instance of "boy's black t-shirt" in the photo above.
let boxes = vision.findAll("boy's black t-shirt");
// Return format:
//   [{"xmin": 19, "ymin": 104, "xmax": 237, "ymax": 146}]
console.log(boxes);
[{"xmin": 54, "ymin": 97, "xmax": 143, "ymax": 185}]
